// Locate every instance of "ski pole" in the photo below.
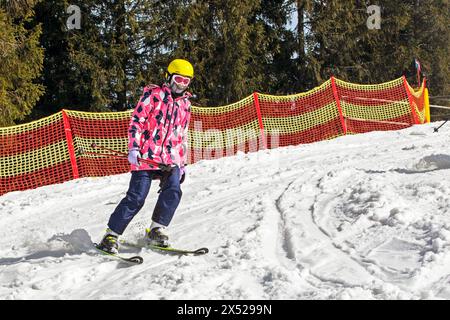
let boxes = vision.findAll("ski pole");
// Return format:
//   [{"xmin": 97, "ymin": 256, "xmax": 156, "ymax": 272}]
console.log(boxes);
[
  {"xmin": 89, "ymin": 143, "xmax": 172, "ymax": 171},
  {"xmin": 90, "ymin": 143, "xmax": 128, "ymax": 157},
  {"xmin": 78, "ymin": 150, "xmax": 130, "ymax": 161},
  {"xmin": 433, "ymin": 119, "xmax": 449, "ymax": 133},
  {"xmin": 81, "ymin": 149, "xmax": 162, "ymax": 167}
]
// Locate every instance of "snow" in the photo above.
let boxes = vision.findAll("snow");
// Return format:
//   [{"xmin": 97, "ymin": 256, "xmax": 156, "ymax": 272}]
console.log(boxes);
[{"xmin": 2, "ymin": 122, "xmax": 450, "ymax": 300}]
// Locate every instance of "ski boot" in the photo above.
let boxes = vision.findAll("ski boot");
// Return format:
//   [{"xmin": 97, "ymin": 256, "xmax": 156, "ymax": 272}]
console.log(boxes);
[
  {"xmin": 97, "ymin": 230, "xmax": 120, "ymax": 254},
  {"xmin": 145, "ymin": 227, "xmax": 169, "ymax": 248}
]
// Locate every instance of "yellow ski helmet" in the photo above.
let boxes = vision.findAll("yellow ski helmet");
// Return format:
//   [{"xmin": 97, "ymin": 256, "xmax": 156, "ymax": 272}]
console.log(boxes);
[{"xmin": 167, "ymin": 59, "xmax": 194, "ymax": 78}]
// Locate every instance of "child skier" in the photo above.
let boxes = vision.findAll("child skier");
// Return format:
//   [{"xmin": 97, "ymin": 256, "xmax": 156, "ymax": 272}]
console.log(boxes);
[{"xmin": 97, "ymin": 59, "xmax": 194, "ymax": 254}]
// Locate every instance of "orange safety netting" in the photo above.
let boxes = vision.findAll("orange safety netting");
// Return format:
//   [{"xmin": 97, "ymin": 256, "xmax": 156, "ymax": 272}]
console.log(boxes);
[{"xmin": 0, "ymin": 76, "xmax": 428, "ymax": 196}]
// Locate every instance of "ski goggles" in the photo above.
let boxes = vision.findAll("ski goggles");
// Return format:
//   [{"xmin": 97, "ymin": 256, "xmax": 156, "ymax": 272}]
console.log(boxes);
[{"xmin": 172, "ymin": 74, "xmax": 191, "ymax": 86}]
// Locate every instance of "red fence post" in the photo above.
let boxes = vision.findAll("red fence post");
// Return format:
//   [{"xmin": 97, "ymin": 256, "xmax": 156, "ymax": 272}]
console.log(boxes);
[
  {"xmin": 331, "ymin": 76, "xmax": 348, "ymax": 135},
  {"xmin": 61, "ymin": 110, "xmax": 79, "ymax": 179},
  {"xmin": 253, "ymin": 92, "xmax": 267, "ymax": 149}
]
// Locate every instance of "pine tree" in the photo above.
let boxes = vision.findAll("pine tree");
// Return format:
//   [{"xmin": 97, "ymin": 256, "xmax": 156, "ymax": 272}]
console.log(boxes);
[
  {"xmin": 25, "ymin": 0, "xmax": 190, "ymax": 117},
  {"xmin": 24, "ymin": 0, "xmax": 79, "ymax": 120},
  {"xmin": 303, "ymin": 1, "xmax": 375, "ymax": 84},
  {"xmin": 166, "ymin": 0, "xmax": 273, "ymax": 106},
  {"xmin": 298, "ymin": 0, "xmax": 449, "ymax": 104},
  {"xmin": 0, "ymin": 0, "xmax": 44, "ymax": 126},
  {"xmin": 354, "ymin": 1, "xmax": 449, "ymax": 106},
  {"xmin": 61, "ymin": 0, "xmax": 167, "ymax": 112},
  {"xmin": 6, "ymin": 0, "xmax": 447, "ymax": 122},
  {"xmin": 254, "ymin": 0, "xmax": 301, "ymax": 94},
  {"xmin": 408, "ymin": 0, "xmax": 449, "ymax": 107}
]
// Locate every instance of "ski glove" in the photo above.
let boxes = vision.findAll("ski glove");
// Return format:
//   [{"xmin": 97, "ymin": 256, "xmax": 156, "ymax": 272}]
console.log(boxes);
[{"xmin": 128, "ymin": 149, "xmax": 140, "ymax": 166}]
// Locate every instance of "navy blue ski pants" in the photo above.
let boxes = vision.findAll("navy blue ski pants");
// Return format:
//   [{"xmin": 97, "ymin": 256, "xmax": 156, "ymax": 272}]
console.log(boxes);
[{"xmin": 107, "ymin": 168, "xmax": 182, "ymax": 235}]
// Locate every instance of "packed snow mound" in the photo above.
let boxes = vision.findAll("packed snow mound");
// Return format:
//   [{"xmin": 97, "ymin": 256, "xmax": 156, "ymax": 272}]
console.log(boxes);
[{"xmin": 2, "ymin": 122, "xmax": 450, "ymax": 299}]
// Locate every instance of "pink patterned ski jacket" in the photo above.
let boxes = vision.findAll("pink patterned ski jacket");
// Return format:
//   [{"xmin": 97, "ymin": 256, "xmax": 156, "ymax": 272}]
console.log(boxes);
[{"xmin": 128, "ymin": 84, "xmax": 192, "ymax": 171}]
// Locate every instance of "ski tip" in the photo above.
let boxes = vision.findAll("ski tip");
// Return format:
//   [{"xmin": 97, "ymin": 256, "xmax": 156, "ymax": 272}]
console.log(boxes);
[
  {"xmin": 93, "ymin": 243, "xmax": 144, "ymax": 264},
  {"xmin": 128, "ymin": 256, "xmax": 144, "ymax": 264},
  {"xmin": 194, "ymin": 247, "xmax": 209, "ymax": 255}
]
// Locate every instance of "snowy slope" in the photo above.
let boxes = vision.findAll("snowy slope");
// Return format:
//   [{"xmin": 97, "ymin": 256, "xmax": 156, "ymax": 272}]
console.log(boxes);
[{"xmin": 2, "ymin": 122, "xmax": 450, "ymax": 300}]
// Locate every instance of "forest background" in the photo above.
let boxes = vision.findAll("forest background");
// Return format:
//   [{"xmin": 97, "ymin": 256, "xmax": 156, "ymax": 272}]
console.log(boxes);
[{"xmin": 0, "ymin": 0, "xmax": 448, "ymax": 127}]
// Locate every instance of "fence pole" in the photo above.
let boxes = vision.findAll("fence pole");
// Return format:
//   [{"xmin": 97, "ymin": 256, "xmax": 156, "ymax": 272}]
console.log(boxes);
[
  {"xmin": 61, "ymin": 110, "xmax": 79, "ymax": 179},
  {"xmin": 330, "ymin": 77, "xmax": 348, "ymax": 135},
  {"xmin": 253, "ymin": 92, "xmax": 267, "ymax": 149}
]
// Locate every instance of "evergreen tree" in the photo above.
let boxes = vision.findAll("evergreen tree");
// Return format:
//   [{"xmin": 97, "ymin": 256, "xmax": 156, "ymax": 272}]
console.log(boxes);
[
  {"xmin": 0, "ymin": 0, "xmax": 44, "ymax": 126},
  {"xmin": 152, "ymin": 0, "xmax": 307, "ymax": 103},
  {"xmin": 26, "ymin": 0, "xmax": 78, "ymax": 119},
  {"xmin": 299, "ymin": 0, "xmax": 449, "ymax": 104},
  {"xmin": 303, "ymin": 1, "xmax": 374, "ymax": 84},
  {"xmin": 6, "ymin": 0, "xmax": 447, "ymax": 122},
  {"xmin": 407, "ymin": 0, "xmax": 449, "ymax": 106},
  {"xmin": 357, "ymin": 1, "xmax": 449, "ymax": 106},
  {"xmin": 255, "ymin": 0, "xmax": 301, "ymax": 94},
  {"xmin": 66, "ymin": 0, "xmax": 150, "ymax": 111},
  {"xmin": 30, "ymin": 0, "xmax": 169, "ymax": 114}
]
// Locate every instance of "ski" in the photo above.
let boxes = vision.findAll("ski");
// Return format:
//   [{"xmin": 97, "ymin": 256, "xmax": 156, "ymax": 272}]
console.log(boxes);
[
  {"xmin": 121, "ymin": 240, "xmax": 209, "ymax": 256},
  {"xmin": 147, "ymin": 244, "xmax": 209, "ymax": 255},
  {"xmin": 93, "ymin": 243, "xmax": 144, "ymax": 265}
]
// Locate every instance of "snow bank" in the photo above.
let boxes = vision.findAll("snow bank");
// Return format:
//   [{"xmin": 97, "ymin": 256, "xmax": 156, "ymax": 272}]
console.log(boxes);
[{"xmin": 1, "ymin": 122, "xmax": 450, "ymax": 299}]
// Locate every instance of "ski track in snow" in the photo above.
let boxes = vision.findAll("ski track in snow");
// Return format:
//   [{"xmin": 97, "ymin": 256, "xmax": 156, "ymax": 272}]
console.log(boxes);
[{"xmin": 2, "ymin": 123, "xmax": 450, "ymax": 299}]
